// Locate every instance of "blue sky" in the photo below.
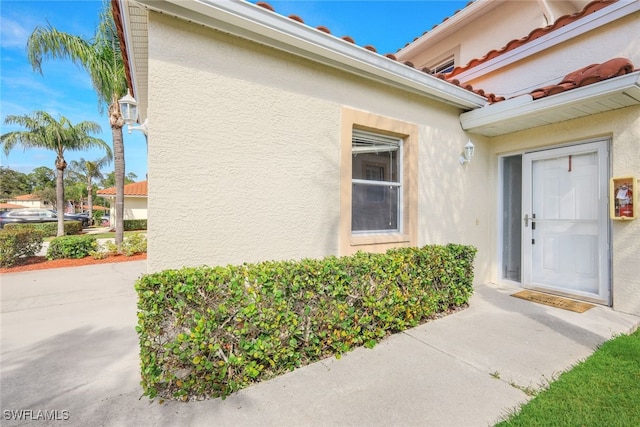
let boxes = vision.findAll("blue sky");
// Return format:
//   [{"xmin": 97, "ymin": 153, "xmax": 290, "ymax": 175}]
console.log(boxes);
[{"xmin": 1, "ymin": 0, "xmax": 470, "ymax": 181}]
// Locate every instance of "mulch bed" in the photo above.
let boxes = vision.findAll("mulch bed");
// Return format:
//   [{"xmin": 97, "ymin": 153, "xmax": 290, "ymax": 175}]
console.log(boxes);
[{"xmin": 0, "ymin": 253, "xmax": 146, "ymax": 274}]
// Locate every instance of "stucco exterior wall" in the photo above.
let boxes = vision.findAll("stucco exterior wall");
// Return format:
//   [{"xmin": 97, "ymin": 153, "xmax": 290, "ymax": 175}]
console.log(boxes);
[
  {"xmin": 7, "ymin": 199, "xmax": 48, "ymax": 209},
  {"xmin": 146, "ymin": 12, "xmax": 492, "ymax": 280},
  {"xmin": 489, "ymin": 105, "xmax": 640, "ymax": 316},
  {"xmin": 123, "ymin": 197, "xmax": 147, "ymax": 220},
  {"xmin": 398, "ymin": 1, "xmax": 557, "ymax": 71},
  {"xmin": 464, "ymin": 11, "xmax": 640, "ymax": 97},
  {"xmin": 106, "ymin": 196, "xmax": 147, "ymax": 227}
]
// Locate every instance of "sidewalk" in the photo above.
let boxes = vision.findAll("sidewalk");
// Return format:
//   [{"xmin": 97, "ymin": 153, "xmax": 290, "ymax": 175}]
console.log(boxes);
[{"xmin": 1, "ymin": 262, "xmax": 638, "ymax": 426}]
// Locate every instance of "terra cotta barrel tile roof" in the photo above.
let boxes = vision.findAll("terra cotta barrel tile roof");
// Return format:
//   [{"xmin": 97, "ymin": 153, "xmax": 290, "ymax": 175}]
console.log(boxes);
[
  {"xmin": 253, "ymin": 1, "xmax": 502, "ymax": 102},
  {"xmin": 529, "ymin": 57, "xmax": 636, "ymax": 100},
  {"xmin": 253, "ymin": 2, "xmax": 636, "ymax": 104},
  {"xmin": 13, "ymin": 194, "xmax": 41, "ymax": 201},
  {"xmin": 97, "ymin": 180, "xmax": 148, "ymax": 196},
  {"xmin": 446, "ymin": 0, "xmax": 618, "ymax": 78}
]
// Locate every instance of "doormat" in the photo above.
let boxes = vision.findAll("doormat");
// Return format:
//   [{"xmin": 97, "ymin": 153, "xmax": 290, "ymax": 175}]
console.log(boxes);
[{"xmin": 511, "ymin": 290, "xmax": 595, "ymax": 313}]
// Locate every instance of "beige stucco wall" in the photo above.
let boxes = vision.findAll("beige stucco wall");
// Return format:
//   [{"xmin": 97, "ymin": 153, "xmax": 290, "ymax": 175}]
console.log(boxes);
[
  {"xmin": 463, "ymin": 11, "xmax": 640, "ymax": 98},
  {"xmin": 7, "ymin": 199, "xmax": 48, "ymax": 209},
  {"xmin": 398, "ymin": 1, "xmax": 567, "ymax": 71},
  {"xmin": 123, "ymin": 197, "xmax": 147, "ymax": 220},
  {"xmin": 489, "ymin": 105, "xmax": 640, "ymax": 316},
  {"xmin": 106, "ymin": 196, "xmax": 147, "ymax": 227},
  {"xmin": 145, "ymin": 12, "xmax": 493, "ymax": 281}
]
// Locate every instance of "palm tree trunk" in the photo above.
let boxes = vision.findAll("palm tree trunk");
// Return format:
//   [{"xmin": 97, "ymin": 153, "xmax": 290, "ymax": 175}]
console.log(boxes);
[
  {"xmin": 55, "ymin": 156, "xmax": 66, "ymax": 237},
  {"xmin": 110, "ymin": 99, "xmax": 125, "ymax": 251},
  {"xmin": 87, "ymin": 177, "xmax": 93, "ymax": 225}
]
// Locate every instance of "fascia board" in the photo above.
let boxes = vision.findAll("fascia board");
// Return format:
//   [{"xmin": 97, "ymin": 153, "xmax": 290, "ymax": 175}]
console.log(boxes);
[
  {"xmin": 460, "ymin": 72, "xmax": 640, "ymax": 131},
  {"xmin": 455, "ymin": 1, "xmax": 640, "ymax": 83},
  {"xmin": 396, "ymin": 0, "xmax": 504, "ymax": 58},
  {"xmin": 134, "ymin": 0, "xmax": 486, "ymax": 109}
]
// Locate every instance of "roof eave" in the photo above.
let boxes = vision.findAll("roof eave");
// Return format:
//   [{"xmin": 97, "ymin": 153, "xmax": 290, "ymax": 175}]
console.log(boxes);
[
  {"xmin": 97, "ymin": 193, "xmax": 147, "ymax": 198},
  {"xmin": 460, "ymin": 72, "xmax": 640, "ymax": 137},
  {"xmin": 396, "ymin": 0, "xmax": 504, "ymax": 59},
  {"xmin": 127, "ymin": 0, "xmax": 486, "ymax": 110}
]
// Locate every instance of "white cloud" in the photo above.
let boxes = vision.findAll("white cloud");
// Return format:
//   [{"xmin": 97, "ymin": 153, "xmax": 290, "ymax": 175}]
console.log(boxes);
[{"xmin": 0, "ymin": 16, "xmax": 30, "ymax": 50}]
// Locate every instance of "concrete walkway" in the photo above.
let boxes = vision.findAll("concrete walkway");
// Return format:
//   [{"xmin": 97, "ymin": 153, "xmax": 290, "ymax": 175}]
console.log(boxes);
[{"xmin": 1, "ymin": 262, "xmax": 638, "ymax": 426}]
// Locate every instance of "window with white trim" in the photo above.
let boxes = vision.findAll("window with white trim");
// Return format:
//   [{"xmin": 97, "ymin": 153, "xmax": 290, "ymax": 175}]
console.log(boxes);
[{"xmin": 351, "ymin": 129, "xmax": 402, "ymax": 233}]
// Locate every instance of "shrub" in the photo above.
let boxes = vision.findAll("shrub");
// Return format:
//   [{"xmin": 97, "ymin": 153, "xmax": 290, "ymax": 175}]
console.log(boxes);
[
  {"xmin": 92, "ymin": 210, "xmax": 105, "ymax": 223},
  {"xmin": 0, "ymin": 228, "xmax": 45, "ymax": 267},
  {"xmin": 104, "ymin": 240, "xmax": 118, "ymax": 254},
  {"xmin": 88, "ymin": 233, "xmax": 147, "ymax": 258},
  {"xmin": 89, "ymin": 248, "xmax": 108, "ymax": 259},
  {"xmin": 122, "ymin": 232, "xmax": 147, "ymax": 256},
  {"xmin": 4, "ymin": 221, "xmax": 83, "ymax": 237},
  {"xmin": 47, "ymin": 235, "xmax": 97, "ymax": 260},
  {"xmin": 136, "ymin": 244, "xmax": 477, "ymax": 401},
  {"xmin": 124, "ymin": 219, "xmax": 147, "ymax": 231}
]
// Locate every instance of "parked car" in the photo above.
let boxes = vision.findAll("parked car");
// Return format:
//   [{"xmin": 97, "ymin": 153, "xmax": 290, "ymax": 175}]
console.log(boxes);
[
  {"xmin": 58, "ymin": 211, "xmax": 93, "ymax": 227},
  {"xmin": 100, "ymin": 212, "xmax": 110, "ymax": 226},
  {"xmin": 0, "ymin": 208, "xmax": 86, "ymax": 229}
]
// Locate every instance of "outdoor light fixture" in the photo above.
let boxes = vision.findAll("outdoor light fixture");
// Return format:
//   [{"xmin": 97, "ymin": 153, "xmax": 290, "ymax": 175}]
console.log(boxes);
[
  {"xmin": 118, "ymin": 89, "xmax": 148, "ymax": 136},
  {"xmin": 459, "ymin": 139, "xmax": 475, "ymax": 165}
]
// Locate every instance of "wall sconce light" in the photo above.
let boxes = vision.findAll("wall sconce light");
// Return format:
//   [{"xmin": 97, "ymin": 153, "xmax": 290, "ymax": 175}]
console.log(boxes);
[
  {"xmin": 459, "ymin": 139, "xmax": 475, "ymax": 165},
  {"xmin": 118, "ymin": 89, "xmax": 148, "ymax": 136},
  {"xmin": 128, "ymin": 118, "xmax": 148, "ymax": 136}
]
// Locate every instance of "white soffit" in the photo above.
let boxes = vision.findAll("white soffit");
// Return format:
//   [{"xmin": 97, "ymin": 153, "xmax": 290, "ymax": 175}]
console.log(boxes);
[
  {"xmin": 460, "ymin": 72, "xmax": 640, "ymax": 137},
  {"xmin": 130, "ymin": 0, "xmax": 487, "ymax": 110},
  {"xmin": 119, "ymin": 0, "xmax": 148, "ymax": 120}
]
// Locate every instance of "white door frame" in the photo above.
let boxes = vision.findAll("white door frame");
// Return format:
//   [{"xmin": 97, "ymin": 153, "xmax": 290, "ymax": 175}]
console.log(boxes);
[{"xmin": 521, "ymin": 140, "xmax": 610, "ymax": 304}]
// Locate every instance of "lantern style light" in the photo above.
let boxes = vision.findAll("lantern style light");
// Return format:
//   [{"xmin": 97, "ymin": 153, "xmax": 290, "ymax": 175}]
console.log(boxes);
[
  {"xmin": 459, "ymin": 139, "xmax": 475, "ymax": 165},
  {"xmin": 118, "ymin": 89, "xmax": 148, "ymax": 135},
  {"xmin": 118, "ymin": 89, "xmax": 138, "ymax": 125}
]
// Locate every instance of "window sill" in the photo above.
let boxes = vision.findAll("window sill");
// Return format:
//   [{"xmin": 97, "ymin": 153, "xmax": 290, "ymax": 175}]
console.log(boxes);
[{"xmin": 350, "ymin": 233, "xmax": 412, "ymax": 247}]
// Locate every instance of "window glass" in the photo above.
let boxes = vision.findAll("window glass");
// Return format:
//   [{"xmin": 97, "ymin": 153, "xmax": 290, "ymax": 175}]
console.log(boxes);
[
  {"xmin": 351, "ymin": 130, "xmax": 402, "ymax": 233},
  {"xmin": 502, "ymin": 155, "xmax": 522, "ymax": 282}
]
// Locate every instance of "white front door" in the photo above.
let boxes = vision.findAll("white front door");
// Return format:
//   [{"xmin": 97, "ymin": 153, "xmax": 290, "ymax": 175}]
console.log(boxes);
[{"xmin": 522, "ymin": 141, "xmax": 610, "ymax": 304}]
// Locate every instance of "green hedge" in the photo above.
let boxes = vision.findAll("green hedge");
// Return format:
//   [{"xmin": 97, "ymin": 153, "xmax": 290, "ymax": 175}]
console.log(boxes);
[
  {"xmin": 47, "ymin": 235, "xmax": 97, "ymax": 260},
  {"xmin": 136, "ymin": 244, "xmax": 477, "ymax": 401},
  {"xmin": 0, "ymin": 228, "xmax": 45, "ymax": 267},
  {"xmin": 124, "ymin": 219, "xmax": 147, "ymax": 231},
  {"xmin": 4, "ymin": 221, "xmax": 83, "ymax": 237}
]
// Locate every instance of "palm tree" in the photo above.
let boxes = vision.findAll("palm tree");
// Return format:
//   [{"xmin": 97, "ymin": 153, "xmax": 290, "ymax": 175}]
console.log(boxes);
[
  {"xmin": 69, "ymin": 154, "xmax": 113, "ymax": 221},
  {"xmin": 1, "ymin": 111, "xmax": 110, "ymax": 236},
  {"xmin": 27, "ymin": 1, "xmax": 128, "ymax": 248}
]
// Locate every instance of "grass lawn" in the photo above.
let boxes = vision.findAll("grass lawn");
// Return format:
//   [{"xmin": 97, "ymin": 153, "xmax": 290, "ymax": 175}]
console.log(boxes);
[{"xmin": 496, "ymin": 327, "xmax": 640, "ymax": 426}]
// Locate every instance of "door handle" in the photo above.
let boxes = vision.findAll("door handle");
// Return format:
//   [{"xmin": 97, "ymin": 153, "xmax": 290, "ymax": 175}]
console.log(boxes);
[{"xmin": 524, "ymin": 213, "xmax": 536, "ymax": 227}]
